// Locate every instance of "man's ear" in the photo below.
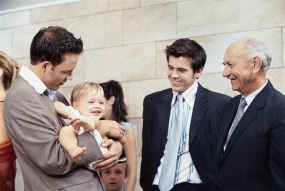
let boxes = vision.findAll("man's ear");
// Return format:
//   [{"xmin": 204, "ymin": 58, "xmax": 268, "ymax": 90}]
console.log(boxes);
[
  {"xmin": 252, "ymin": 56, "xmax": 262, "ymax": 73},
  {"xmin": 194, "ymin": 67, "xmax": 204, "ymax": 79},
  {"xmin": 42, "ymin": 61, "xmax": 51, "ymax": 72}
]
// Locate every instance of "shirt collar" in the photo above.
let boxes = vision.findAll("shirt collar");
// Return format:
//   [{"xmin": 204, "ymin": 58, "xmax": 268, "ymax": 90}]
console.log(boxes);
[
  {"xmin": 243, "ymin": 79, "xmax": 268, "ymax": 107},
  {"xmin": 20, "ymin": 65, "xmax": 47, "ymax": 94},
  {"xmin": 171, "ymin": 80, "xmax": 198, "ymax": 107}
]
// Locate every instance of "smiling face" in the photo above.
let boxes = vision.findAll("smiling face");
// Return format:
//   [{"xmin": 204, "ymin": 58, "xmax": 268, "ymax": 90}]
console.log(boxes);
[
  {"xmin": 222, "ymin": 41, "xmax": 263, "ymax": 96},
  {"xmin": 100, "ymin": 162, "xmax": 127, "ymax": 191},
  {"xmin": 167, "ymin": 56, "xmax": 203, "ymax": 93},
  {"xmin": 73, "ymin": 88, "xmax": 105, "ymax": 120}
]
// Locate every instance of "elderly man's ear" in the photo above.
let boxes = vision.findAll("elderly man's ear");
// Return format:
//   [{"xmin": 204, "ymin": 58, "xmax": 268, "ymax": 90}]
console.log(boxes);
[{"xmin": 252, "ymin": 56, "xmax": 263, "ymax": 73}]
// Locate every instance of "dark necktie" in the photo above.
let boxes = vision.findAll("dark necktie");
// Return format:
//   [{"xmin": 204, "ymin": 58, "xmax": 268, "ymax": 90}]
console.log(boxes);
[
  {"xmin": 224, "ymin": 97, "xmax": 247, "ymax": 149},
  {"xmin": 44, "ymin": 89, "xmax": 56, "ymax": 101}
]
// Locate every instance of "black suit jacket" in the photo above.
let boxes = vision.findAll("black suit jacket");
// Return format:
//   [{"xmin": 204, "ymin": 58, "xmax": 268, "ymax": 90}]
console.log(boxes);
[
  {"xmin": 215, "ymin": 81, "xmax": 285, "ymax": 191},
  {"xmin": 140, "ymin": 84, "xmax": 230, "ymax": 191}
]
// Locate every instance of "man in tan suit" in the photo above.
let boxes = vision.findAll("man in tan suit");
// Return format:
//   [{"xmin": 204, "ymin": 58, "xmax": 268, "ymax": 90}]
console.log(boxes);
[{"xmin": 4, "ymin": 26, "xmax": 124, "ymax": 191}]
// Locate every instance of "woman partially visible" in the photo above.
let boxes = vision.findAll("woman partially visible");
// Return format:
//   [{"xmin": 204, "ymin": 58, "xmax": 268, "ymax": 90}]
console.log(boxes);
[
  {"xmin": 0, "ymin": 51, "xmax": 19, "ymax": 191},
  {"xmin": 100, "ymin": 80, "xmax": 137, "ymax": 191}
]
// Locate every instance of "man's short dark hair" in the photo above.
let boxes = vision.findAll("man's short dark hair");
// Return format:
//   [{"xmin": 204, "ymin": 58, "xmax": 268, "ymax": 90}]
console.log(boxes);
[
  {"xmin": 165, "ymin": 38, "xmax": 207, "ymax": 73},
  {"xmin": 30, "ymin": 26, "xmax": 83, "ymax": 67}
]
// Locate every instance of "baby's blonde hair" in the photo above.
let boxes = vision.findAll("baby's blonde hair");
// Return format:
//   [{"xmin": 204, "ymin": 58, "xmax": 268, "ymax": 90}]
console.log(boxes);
[{"xmin": 70, "ymin": 82, "xmax": 103, "ymax": 106}]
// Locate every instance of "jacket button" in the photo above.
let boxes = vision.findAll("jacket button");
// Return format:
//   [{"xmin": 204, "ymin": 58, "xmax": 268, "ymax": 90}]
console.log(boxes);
[{"xmin": 217, "ymin": 184, "xmax": 221, "ymax": 188}]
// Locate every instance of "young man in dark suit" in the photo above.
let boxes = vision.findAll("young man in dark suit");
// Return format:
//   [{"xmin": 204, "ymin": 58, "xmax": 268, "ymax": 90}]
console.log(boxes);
[
  {"xmin": 140, "ymin": 38, "xmax": 230, "ymax": 191},
  {"xmin": 215, "ymin": 38, "xmax": 285, "ymax": 191}
]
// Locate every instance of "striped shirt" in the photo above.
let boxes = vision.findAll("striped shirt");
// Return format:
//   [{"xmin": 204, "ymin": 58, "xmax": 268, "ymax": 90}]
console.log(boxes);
[{"xmin": 153, "ymin": 80, "xmax": 202, "ymax": 185}]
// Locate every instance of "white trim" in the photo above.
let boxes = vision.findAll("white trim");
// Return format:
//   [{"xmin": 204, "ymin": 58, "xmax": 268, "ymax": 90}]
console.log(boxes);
[{"xmin": 0, "ymin": 0, "xmax": 83, "ymax": 15}]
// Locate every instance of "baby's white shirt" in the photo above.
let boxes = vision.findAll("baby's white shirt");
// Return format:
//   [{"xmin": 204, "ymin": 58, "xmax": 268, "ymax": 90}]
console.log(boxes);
[{"xmin": 65, "ymin": 106, "xmax": 108, "ymax": 169}]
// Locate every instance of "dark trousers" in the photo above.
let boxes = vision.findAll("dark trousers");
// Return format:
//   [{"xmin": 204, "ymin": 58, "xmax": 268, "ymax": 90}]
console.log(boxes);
[{"xmin": 151, "ymin": 183, "xmax": 206, "ymax": 191}]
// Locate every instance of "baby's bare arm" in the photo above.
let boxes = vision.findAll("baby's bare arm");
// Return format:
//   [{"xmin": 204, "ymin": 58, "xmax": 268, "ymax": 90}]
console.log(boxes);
[
  {"xmin": 71, "ymin": 116, "xmax": 95, "ymax": 132},
  {"xmin": 54, "ymin": 101, "xmax": 96, "ymax": 132},
  {"xmin": 54, "ymin": 101, "xmax": 75, "ymax": 119}
]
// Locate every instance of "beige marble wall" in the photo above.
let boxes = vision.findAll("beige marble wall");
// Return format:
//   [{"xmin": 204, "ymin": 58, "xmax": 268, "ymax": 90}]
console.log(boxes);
[
  {"xmin": 1, "ymin": 0, "xmax": 285, "ymax": 190},
  {"xmin": 177, "ymin": 0, "xmax": 285, "ymax": 37}
]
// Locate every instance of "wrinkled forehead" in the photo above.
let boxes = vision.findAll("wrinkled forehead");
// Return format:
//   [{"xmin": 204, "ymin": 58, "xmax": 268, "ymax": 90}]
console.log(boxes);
[{"xmin": 224, "ymin": 41, "xmax": 245, "ymax": 61}]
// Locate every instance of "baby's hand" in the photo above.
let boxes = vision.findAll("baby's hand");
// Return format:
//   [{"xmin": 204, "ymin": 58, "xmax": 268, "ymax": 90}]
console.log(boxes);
[
  {"xmin": 67, "ymin": 113, "xmax": 77, "ymax": 121},
  {"xmin": 71, "ymin": 116, "xmax": 95, "ymax": 132},
  {"xmin": 68, "ymin": 117, "xmax": 80, "ymax": 127}
]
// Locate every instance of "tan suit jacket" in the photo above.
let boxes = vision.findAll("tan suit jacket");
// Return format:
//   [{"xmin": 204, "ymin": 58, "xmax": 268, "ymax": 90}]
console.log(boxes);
[{"xmin": 4, "ymin": 76, "xmax": 103, "ymax": 191}]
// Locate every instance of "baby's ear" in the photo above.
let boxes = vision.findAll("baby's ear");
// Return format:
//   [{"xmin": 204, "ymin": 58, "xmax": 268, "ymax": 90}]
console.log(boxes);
[
  {"xmin": 73, "ymin": 101, "xmax": 79, "ymax": 109},
  {"xmin": 0, "ymin": 68, "xmax": 3, "ymax": 78}
]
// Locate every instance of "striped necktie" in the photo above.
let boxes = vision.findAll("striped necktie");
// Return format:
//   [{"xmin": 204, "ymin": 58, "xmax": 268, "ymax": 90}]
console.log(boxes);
[{"xmin": 159, "ymin": 94, "xmax": 184, "ymax": 191}]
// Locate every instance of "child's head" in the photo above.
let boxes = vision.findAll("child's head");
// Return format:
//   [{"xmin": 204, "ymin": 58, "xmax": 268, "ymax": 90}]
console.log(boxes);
[
  {"xmin": 100, "ymin": 159, "xmax": 128, "ymax": 191},
  {"xmin": 70, "ymin": 82, "xmax": 105, "ymax": 119}
]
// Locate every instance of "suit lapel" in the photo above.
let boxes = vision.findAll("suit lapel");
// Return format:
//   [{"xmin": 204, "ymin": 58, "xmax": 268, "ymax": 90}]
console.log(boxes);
[
  {"xmin": 189, "ymin": 85, "xmax": 208, "ymax": 146},
  {"xmin": 224, "ymin": 106, "xmax": 257, "ymax": 154},
  {"xmin": 217, "ymin": 96, "xmax": 240, "ymax": 160},
  {"xmin": 219, "ymin": 81, "xmax": 273, "ymax": 163},
  {"xmin": 158, "ymin": 90, "xmax": 172, "ymax": 144}
]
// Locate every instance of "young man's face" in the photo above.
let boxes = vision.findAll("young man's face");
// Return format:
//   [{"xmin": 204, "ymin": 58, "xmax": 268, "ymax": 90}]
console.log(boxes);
[
  {"xmin": 44, "ymin": 53, "xmax": 78, "ymax": 91},
  {"xmin": 100, "ymin": 163, "xmax": 127, "ymax": 191},
  {"xmin": 167, "ymin": 56, "xmax": 202, "ymax": 93}
]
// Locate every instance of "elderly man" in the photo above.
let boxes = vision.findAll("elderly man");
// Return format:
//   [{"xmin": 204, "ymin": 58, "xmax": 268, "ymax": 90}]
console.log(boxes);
[{"xmin": 215, "ymin": 38, "xmax": 285, "ymax": 191}]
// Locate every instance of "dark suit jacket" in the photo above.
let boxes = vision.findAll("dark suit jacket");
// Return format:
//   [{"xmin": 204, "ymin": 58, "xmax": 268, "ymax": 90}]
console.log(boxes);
[
  {"xmin": 215, "ymin": 81, "xmax": 285, "ymax": 191},
  {"xmin": 140, "ymin": 84, "xmax": 230, "ymax": 191},
  {"xmin": 4, "ymin": 76, "xmax": 104, "ymax": 191}
]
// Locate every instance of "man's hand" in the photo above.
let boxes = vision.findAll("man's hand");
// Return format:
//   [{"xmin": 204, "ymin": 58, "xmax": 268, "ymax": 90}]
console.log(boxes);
[
  {"xmin": 93, "ymin": 140, "xmax": 122, "ymax": 171},
  {"xmin": 97, "ymin": 120, "xmax": 126, "ymax": 144}
]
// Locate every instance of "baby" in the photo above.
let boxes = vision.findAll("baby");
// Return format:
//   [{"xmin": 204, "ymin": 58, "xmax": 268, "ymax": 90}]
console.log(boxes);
[{"xmin": 54, "ymin": 82, "xmax": 108, "ymax": 168}]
